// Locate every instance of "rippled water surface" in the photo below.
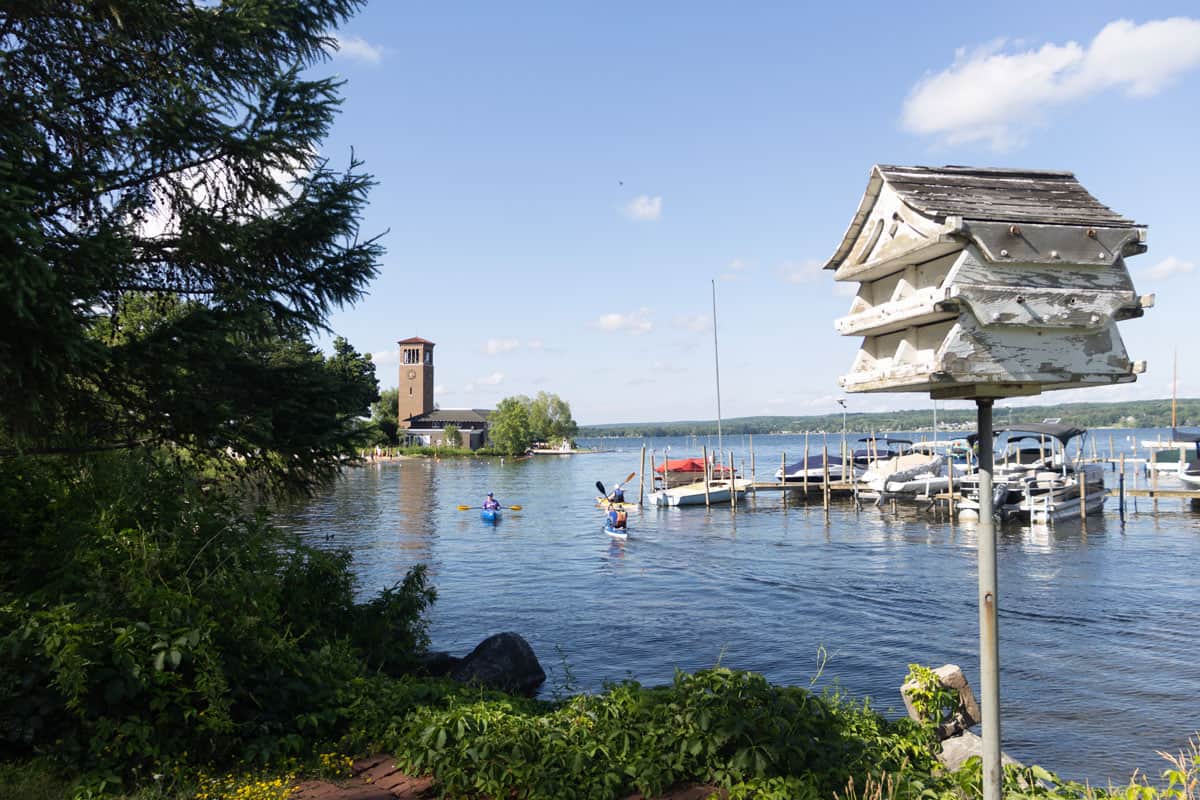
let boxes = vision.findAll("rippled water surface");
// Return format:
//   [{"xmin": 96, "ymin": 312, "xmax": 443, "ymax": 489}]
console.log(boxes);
[{"xmin": 278, "ymin": 432, "xmax": 1200, "ymax": 785}]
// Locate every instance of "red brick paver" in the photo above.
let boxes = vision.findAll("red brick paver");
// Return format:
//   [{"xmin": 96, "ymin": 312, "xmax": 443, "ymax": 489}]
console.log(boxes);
[
  {"xmin": 292, "ymin": 754, "xmax": 724, "ymax": 800},
  {"xmin": 291, "ymin": 755, "xmax": 434, "ymax": 800}
]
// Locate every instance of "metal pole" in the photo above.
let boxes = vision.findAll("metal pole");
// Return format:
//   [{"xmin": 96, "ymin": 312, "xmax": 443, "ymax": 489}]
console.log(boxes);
[
  {"xmin": 975, "ymin": 398, "xmax": 1002, "ymax": 800},
  {"xmin": 712, "ymin": 280, "xmax": 723, "ymax": 459}
]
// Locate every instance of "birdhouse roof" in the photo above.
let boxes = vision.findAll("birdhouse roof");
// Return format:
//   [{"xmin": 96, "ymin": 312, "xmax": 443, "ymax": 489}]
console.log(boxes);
[
  {"xmin": 878, "ymin": 165, "xmax": 1137, "ymax": 225},
  {"xmin": 825, "ymin": 165, "xmax": 1140, "ymax": 271}
]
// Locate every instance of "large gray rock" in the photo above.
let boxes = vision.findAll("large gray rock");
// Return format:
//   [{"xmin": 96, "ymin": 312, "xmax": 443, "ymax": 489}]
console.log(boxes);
[
  {"xmin": 450, "ymin": 632, "xmax": 546, "ymax": 696},
  {"xmin": 901, "ymin": 663, "xmax": 982, "ymax": 740},
  {"xmin": 940, "ymin": 730, "xmax": 1023, "ymax": 773},
  {"xmin": 414, "ymin": 650, "xmax": 461, "ymax": 678}
]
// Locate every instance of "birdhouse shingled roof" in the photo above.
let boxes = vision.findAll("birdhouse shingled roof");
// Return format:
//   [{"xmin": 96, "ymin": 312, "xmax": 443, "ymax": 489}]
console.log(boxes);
[{"xmin": 826, "ymin": 165, "xmax": 1141, "ymax": 271}]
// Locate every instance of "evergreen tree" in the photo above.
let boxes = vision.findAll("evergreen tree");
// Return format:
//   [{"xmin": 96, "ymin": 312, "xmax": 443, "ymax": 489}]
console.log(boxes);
[{"xmin": 1, "ymin": 0, "xmax": 382, "ymax": 488}]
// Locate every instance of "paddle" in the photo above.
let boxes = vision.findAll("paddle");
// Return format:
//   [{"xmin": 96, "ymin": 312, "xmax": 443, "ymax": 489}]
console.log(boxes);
[
  {"xmin": 597, "ymin": 472, "xmax": 636, "ymax": 501},
  {"xmin": 458, "ymin": 504, "xmax": 522, "ymax": 511}
]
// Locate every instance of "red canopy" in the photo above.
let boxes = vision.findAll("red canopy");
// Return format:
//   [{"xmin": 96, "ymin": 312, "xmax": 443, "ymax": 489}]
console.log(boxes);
[{"xmin": 654, "ymin": 458, "xmax": 732, "ymax": 474}]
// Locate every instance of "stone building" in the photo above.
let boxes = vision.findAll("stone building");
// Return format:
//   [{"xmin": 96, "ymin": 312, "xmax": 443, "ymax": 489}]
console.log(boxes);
[{"xmin": 396, "ymin": 336, "xmax": 491, "ymax": 450}]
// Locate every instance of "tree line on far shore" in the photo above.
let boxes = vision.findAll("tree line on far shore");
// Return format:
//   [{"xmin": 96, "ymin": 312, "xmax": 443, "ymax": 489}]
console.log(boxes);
[{"xmin": 578, "ymin": 398, "xmax": 1200, "ymax": 438}]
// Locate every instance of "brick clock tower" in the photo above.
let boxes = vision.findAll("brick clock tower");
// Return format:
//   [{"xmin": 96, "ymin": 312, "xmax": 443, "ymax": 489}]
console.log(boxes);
[{"xmin": 397, "ymin": 337, "xmax": 435, "ymax": 427}]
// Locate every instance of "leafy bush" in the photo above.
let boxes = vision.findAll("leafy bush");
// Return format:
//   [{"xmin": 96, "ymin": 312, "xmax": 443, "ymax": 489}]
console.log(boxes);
[
  {"xmin": 0, "ymin": 452, "xmax": 434, "ymax": 781},
  {"xmin": 903, "ymin": 663, "xmax": 961, "ymax": 729},
  {"xmin": 386, "ymin": 667, "xmax": 938, "ymax": 800}
]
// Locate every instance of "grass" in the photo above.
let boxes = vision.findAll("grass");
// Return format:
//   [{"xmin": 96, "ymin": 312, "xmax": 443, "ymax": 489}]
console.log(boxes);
[{"xmin": 0, "ymin": 761, "xmax": 74, "ymax": 800}]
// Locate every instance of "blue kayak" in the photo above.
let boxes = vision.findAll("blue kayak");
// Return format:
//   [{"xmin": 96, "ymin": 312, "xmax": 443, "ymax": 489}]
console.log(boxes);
[
  {"xmin": 481, "ymin": 508, "xmax": 501, "ymax": 523},
  {"xmin": 604, "ymin": 523, "xmax": 628, "ymax": 540}
]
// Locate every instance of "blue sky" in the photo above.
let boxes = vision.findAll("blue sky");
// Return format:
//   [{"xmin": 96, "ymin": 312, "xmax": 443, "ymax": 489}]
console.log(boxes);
[{"xmin": 315, "ymin": 2, "xmax": 1200, "ymax": 426}]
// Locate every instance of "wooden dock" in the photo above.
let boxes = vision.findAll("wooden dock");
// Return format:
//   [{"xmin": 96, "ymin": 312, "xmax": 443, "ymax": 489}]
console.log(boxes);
[{"xmin": 632, "ymin": 438, "xmax": 1200, "ymax": 518}]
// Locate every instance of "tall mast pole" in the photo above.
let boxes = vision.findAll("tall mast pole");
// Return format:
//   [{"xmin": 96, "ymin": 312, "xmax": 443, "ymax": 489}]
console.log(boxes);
[
  {"xmin": 712, "ymin": 280, "xmax": 723, "ymax": 459},
  {"xmin": 1172, "ymin": 348, "xmax": 1178, "ymax": 434}
]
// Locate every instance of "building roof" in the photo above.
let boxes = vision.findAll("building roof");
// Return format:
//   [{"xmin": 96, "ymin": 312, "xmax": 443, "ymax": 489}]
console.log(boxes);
[
  {"xmin": 410, "ymin": 408, "xmax": 492, "ymax": 425},
  {"xmin": 397, "ymin": 336, "xmax": 435, "ymax": 346},
  {"xmin": 874, "ymin": 165, "xmax": 1138, "ymax": 227}
]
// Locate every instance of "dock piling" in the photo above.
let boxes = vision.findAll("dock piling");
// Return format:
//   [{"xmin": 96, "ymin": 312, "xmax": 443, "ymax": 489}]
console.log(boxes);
[
  {"xmin": 781, "ymin": 452, "xmax": 788, "ymax": 510},
  {"xmin": 639, "ymin": 444, "xmax": 646, "ymax": 506},
  {"xmin": 1119, "ymin": 452, "xmax": 1126, "ymax": 521}
]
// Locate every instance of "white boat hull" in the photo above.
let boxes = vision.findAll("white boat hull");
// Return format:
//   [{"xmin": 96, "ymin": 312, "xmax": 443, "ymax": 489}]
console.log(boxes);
[
  {"xmin": 1016, "ymin": 466, "xmax": 1106, "ymax": 524},
  {"xmin": 1178, "ymin": 467, "xmax": 1200, "ymax": 490},
  {"xmin": 649, "ymin": 479, "xmax": 748, "ymax": 507}
]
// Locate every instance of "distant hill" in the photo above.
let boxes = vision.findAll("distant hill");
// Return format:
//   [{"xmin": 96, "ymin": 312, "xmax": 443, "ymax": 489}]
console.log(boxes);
[{"xmin": 578, "ymin": 398, "xmax": 1200, "ymax": 438}]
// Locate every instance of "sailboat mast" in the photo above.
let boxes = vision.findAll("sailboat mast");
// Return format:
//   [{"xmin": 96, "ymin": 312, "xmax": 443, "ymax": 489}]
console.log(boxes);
[
  {"xmin": 712, "ymin": 280, "xmax": 723, "ymax": 459},
  {"xmin": 1172, "ymin": 348, "xmax": 1178, "ymax": 433}
]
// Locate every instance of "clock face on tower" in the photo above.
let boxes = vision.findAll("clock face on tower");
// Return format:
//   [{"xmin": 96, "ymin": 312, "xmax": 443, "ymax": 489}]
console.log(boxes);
[{"xmin": 407, "ymin": 369, "xmax": 417, "ymax": 379}]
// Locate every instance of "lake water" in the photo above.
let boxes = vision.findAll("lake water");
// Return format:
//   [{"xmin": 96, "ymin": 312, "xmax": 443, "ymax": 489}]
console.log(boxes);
[{"xmin": 278, "ymin": 430, "xmax": 1200, "ymax": 786}]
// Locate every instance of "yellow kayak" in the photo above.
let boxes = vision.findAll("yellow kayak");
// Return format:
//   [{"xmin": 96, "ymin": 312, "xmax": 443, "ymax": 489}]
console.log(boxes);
[{"xmin": 595, "ymin": 496, "xmax": 640, "ymax": 511}]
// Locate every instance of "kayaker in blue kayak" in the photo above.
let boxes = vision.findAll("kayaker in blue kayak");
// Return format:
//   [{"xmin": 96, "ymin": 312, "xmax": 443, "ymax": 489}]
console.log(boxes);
[
  {"xmin": 607, "ymin": 482, "xmax": 625, "ymax": 503},
  {"xmin": 483, "ymin": 492, "xmax": 501, "ymax": 511},
  {"xmin": 606, "ymin": 504, "xmax": 627, "ymax": 530}
]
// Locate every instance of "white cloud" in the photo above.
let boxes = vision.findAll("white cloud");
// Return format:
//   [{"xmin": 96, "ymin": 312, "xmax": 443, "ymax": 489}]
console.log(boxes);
[
  {"xmin": 370, "ymin": 349, "xmax": 399, "ymax": 367},
  {"xmin": 721, "ymin": 258, "xmax": 752, "ymax": 281},
  {"xmin": 622, "ymin": 195, "xmax": 663, "ymax": 222},
  {"xmin": 1146, "ymin": 255, "xmax": 1196, "ymax": 280},
  {"xmin": 484, "ymin": 337, "xmax": 521, "ymax": 354},
  {"xmin": 333, "ymin": 34, "xmax": 385, "ymax": 64},
  {"xmin": 649, "ymin": 359, "xmax": 687, "ymax": 374},
  {"xmin": 434, "ymin": 384, "xmax": 447, "ymax": 395},
  {"xmin": 595, "ymin": 308, "xmax": 654, "ymax": 335},
  {"xmin": 136, "ymin": 153, "xmax": 310, "ymax": 240},
  {"xmin": 780, "ymin": 259, "xmax": 824, "ymax": 284},
  {"xmin": 833, "ymin": 282, "xmax": 858, "ymax": 297},
  {"xmin": 672, "ymin": 313, "xmax": 710, "ymax": 333},
  {"xmin": 477, "ymin": 371, "xmax": 505, "ymax": 386},
  {"xmin": 527, "ymin": 339, "xmax": 544, "ymax": 350},
  {"xmin": 903, "ymin": 17, "xmax": 1200, "ymax": 148}
]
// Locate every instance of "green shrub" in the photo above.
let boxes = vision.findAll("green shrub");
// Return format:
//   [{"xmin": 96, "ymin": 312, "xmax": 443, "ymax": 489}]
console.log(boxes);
[
  {"xmin": 0, "ymin": 452, "xmax": 435, "ymax": 782},
  {"xmin": 387, "ymin": 667, "xmax": 940, "ymax": 800}
]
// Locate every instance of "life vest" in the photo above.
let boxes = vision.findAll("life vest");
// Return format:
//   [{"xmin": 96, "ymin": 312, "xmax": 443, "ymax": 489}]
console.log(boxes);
[{"xmin": 615, "ymin": 510, "xmax": 627, "ymax": 528}]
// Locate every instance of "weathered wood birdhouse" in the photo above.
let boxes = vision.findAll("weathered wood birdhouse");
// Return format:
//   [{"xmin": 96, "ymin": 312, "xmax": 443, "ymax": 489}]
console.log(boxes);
[{"xmin": 826, "ymin": 165, "xmax": 1153, "ymax": 399}]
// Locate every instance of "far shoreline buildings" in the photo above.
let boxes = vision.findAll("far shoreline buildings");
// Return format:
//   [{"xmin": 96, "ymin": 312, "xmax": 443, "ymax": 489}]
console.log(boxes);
[{"xmin": 396, "ymin": 337, "xmax": 492, "ymax": 450}]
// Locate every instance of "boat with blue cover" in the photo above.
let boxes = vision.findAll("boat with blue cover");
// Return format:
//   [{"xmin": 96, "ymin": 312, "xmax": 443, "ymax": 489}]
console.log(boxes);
[
  {"xmin": 775, "ymin": 454, "xmax": 860, "ymax": 482},
  {"xmin": 480, "ymin": 508, "xmax": 501, "ymax": 523}
]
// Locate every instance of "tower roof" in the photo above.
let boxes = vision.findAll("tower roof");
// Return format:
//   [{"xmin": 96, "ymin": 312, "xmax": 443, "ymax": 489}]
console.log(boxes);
[{"xmin": 397, "ymin": 336, "xmax": 435, "ymax": 346}]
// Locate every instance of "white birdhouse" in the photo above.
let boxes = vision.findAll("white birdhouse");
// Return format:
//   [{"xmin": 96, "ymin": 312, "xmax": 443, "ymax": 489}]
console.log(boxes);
[{"xmin": 826, "ymin": 165, "xmax": 1154, "ymax": 399}]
